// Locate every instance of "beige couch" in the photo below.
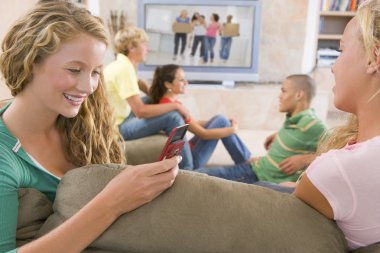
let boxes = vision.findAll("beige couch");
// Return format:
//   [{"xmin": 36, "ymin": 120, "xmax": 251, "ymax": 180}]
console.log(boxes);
[{"xmin": 16, "ymin": 164, "xmax": 380, "ymax": 253}]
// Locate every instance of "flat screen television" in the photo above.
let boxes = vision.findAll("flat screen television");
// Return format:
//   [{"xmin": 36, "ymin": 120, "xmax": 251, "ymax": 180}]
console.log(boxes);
[{"xmin": 137, "ymin": 0, "xmax": 262, "ymax": 85}]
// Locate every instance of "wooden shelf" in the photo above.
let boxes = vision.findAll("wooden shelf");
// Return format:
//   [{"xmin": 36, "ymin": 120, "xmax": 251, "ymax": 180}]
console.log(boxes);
[
  {"xmin": 320, "ymin": 11, "xmax": 356, "ymax": 17},
  {"xmin": 318, "ymin": 34, "xmax": 342, "ymax": 40},
  {"xmin": 317, "ymin": 10, "xmax": 356, "ymax": 67}
]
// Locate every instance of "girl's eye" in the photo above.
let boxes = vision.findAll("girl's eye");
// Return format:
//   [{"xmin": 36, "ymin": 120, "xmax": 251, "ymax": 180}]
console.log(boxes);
[
  {"xmin": 68, "ymin": 68, "xmax": 80, "ymax": 73},
  {"xmin": 336, "ymin": 49, "xmax": 342, "ymax": 53},
  {"xmin": 92, "ymin": 70, "xmax": 100, "ymax": 76}
]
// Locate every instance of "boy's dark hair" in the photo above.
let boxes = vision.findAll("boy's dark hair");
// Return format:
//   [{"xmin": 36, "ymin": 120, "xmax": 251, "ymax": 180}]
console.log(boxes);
[{"xmin": 286, "ymin": 74, "xmax": 316, "ymax": 103}]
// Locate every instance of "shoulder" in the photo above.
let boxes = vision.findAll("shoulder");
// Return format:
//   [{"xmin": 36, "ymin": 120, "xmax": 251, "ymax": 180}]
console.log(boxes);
[
  {"xmin": 105, "ymin": 54, "xmax": 133, "ymax": 75},
  {"xmin": 297, "ymin": 110, "xmax": 327, "ymax": 133},
  {"xmin": 0, "ymin": 145, "xmax": 22, "ymax": 187},
  {"xmin": 159, "ymin": 97, "xmax": 173, "ymax": 104}
]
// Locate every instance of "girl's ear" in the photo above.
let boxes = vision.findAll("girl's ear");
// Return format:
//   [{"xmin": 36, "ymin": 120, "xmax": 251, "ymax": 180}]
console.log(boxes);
[
  {"xmin": 366, "ymin": 47, "xmax": 380, "ymax": 74},
  {"xmin": 164, "ymin": 81, "xmax": 172, "ymax": 90}
]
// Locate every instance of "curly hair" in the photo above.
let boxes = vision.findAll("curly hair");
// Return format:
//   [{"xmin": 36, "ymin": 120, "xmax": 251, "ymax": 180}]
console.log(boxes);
[
  {"xmin": 0, "ymin": 1, "xmax": 125, "ymax": 166},
  {"xmin": 149, "ymin": 64, "xmax": 181, "ymax": 104}
]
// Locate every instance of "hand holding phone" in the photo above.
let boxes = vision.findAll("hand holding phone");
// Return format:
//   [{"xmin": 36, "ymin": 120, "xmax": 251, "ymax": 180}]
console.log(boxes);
[{"xmin": 159, "ymin": 124, "xmax": 189, "ymax": 161}]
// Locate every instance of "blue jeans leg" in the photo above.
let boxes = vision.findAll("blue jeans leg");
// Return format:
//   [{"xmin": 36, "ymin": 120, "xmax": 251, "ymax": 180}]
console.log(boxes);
[
  {"xmin": 253, "ymin": 181, "xmax": 295, "ymax": 194},
  {"xmin": 119, "ymin": 111, "xmax": 194, "ymax": 170},
  {"xmin": 203, "ymin": 37, "xmax": 210, "ymax": 62},
  {"xmin": 220, "ymin": 37, "xmax": 232, "ymax": 60},
  {"xmin": 209, "ymin": 37, "xmax": 216, "ymax": 60},
  {"xmin": 196, "ymin": 163, "xmax": 258, "ymax": 184},
  {"xmin": 190, "ymin": 115, "xmax": 251, "ymax": 168}
]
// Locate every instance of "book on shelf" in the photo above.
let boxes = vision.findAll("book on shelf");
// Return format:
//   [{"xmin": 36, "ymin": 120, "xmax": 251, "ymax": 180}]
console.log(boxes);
[{"xmin": 320, "ymin": 0, "xmax": 363, "ymax": 11}]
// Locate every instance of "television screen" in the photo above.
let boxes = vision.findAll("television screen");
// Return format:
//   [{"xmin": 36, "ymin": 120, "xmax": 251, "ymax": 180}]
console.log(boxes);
[{"xmin": 138, "ymin": 0, "xmax": 262, "ymax": 83}]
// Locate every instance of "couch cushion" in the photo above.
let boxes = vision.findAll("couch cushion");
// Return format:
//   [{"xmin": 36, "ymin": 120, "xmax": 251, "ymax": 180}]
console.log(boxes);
[
  {"xmin": 37, "ymin": 164, "xmax": 349, "ymax": 253},
  {"xmin": 17, "ymin": 188, "xmax": 53, "ymax": 247},
  {"xmin": 124, "ymin": 134, "xmax": 167, "ymax": 165}
]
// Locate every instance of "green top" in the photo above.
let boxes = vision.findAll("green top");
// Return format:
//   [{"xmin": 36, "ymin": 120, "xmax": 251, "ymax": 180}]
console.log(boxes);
[
  {"xmin": 252, "ymin": 109, "xmax": 326, "ymax": 183},
  {"xmin": 0, "ymin": 103, "xmax": 60, "ymax": 253}
]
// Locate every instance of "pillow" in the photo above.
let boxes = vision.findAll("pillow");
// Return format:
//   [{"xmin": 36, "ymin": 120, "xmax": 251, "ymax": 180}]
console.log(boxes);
[
  {"xmin": 17, "ymin": 188, "xmax": 53, "ymax": 247},
  {"xmin": 37, "ymin": 163, "xmax": 348, "ymax": 253}
]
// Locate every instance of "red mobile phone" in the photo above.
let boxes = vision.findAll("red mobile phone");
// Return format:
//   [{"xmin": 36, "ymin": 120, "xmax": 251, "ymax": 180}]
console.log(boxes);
[{"xmin": 159, "ymin": 124, "xmax": 189, "ymax": 161}]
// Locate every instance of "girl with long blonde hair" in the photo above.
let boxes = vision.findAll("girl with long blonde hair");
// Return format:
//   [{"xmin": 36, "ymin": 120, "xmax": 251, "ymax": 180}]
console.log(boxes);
[
  {"xmin": 0, "ymin": 2, "xmax": 179, "ymax": 252},
  {"xmin": 294, "ymin": 0, "xmax": 380, "ymax": 249}
]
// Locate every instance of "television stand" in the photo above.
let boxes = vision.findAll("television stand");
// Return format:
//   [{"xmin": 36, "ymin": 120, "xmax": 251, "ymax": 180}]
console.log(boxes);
[
  {"xmin": 222, "ymin": 80, "xmax": 235, "ymax": 88},
  {"xmin": 188, "ymin": 80, "xmax": 235, "ymax": 88}
]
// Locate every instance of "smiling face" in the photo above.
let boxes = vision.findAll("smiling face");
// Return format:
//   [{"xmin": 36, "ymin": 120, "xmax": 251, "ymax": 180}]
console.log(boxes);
[
  {"xmin": 165, "ymin": 68, "xmax": 188, "ymax": 95},
  {"xmin": 331, "ymin": 18, "xmax": 370, "ymax": 114},
  {"xmin": 27, "ymin": 33, "xmax": 106, "ymax": 118}
]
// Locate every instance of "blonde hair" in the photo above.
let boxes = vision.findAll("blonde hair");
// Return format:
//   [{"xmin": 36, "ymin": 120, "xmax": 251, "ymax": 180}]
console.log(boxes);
[
  {"xmin": 0, "ymin": 1, "xmax": 125, "ymax": 166},
  {"xmin": 316, "ymin": 0, "xmax": 380, "ymax": 154},
  {"xmin": 357, "ymin": 0, "xmax": 380, "ymax": 64},
  {"xmin": 114, "ymin": 26, "xmax": 149, "ymax": 56}
]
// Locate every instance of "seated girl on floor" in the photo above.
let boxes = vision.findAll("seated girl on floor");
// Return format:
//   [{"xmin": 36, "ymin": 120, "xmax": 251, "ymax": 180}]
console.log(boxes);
[{"xmin": 149, "ymin": 64, "xmax": 252, "ymax": 168}]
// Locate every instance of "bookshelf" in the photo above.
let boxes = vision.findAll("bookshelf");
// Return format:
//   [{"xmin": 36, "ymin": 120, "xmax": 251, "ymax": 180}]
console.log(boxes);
[
  {"xmin": 318, "ymin": 11, "xmax": 355, "ymax": 49},
  {"xmin": 317, "ymin": 11, "xmax": 355, "ymax": 67}
]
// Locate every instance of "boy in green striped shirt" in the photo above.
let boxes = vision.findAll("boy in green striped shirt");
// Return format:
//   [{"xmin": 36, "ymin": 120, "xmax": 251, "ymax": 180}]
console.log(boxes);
[{"xmin": 196, "ymin": 74, "xmax": 327, "ymax": 186}]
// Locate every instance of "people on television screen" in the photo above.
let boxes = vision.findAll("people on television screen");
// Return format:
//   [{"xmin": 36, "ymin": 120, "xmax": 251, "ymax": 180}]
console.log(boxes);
[
  {"xmin": 203, "ymin": 13, "xmax": 221, "ymax": 63},
  {"xmin": 220, "ymin": 15, "xmax": 235, "ymax": 63},
  {"xmin": 188, "ymin": 12, "xmax": 200, "ymax": 49},
  {"xmin": 172, "ymin": 10, "xmax": 190, "ymax": 61},
  {"xmin": 190, "ymin": 14, "xmax": 207, "ymax": 59}
]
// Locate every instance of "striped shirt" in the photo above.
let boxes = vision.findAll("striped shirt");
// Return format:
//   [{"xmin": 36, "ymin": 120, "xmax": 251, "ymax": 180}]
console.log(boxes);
[{"xmin": 252, "ymin": 109, "xmax": 326, "ymax": 183}]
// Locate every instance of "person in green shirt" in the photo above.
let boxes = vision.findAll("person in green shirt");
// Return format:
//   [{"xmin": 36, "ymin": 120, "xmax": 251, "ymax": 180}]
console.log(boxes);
[
  {"xmin": 196, "ymin": 74, "xmax": 327, "ymax": 187},
  {"xmin": 0, "ymin": 2, "xmax": 180, "ymax": 253}
]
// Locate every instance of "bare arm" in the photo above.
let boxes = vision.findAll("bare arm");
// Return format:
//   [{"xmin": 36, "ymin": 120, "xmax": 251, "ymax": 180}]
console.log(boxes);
[
  {"xmin": 279, "ymin": 153, "xmax": 316, "ymax": 175},
  {"xmin": 293, "ymin": 174, "xmax": 334, "ymax": 219},
  {"xmin": 188, "ymin": 118, "xmax": 237, "ymax": 140},
  {"xmin": 137, "ymin": 79, "xmax": 150, "ymax": 95},
  {"xmin": 264, "ymin": 132, "xmax": 277, "ymax": 150},
  {"xmin": 127, "ymin": 95, "xmax": 189, "ymax": 119},
  {"xmin": 18, "ymin": 157, "xmax": 180, "ymax": 253}
]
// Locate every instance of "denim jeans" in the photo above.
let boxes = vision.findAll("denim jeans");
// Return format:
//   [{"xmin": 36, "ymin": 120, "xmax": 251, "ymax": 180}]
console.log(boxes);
[
  {"xmin": 203, "ymin": 36, "xmax": 216, "ymax": 62},
  {"xmin": 174, "ymin": 33, "xmax": 187, "ymax": 56},
  {"xmin": 196, "ymin": 163, "xmax": 295, "ymax": 193},
  {"xmin": 119, "ymin": 101, "xmax": 193, "ymax": 170},
  {"xmin": 191, "ymin": 35, "xmax": 205, "ymax": 57},
  {"xmin": 190, "ymin": 115, "xmax": 251, "ymax": 168},
  {"xmin": 220, "ymin": 37, "xmax": 232, "ymax": 60},
  {"xmin": 196, "ymin": 162, "xmax": 257, "ymax": 183}
]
